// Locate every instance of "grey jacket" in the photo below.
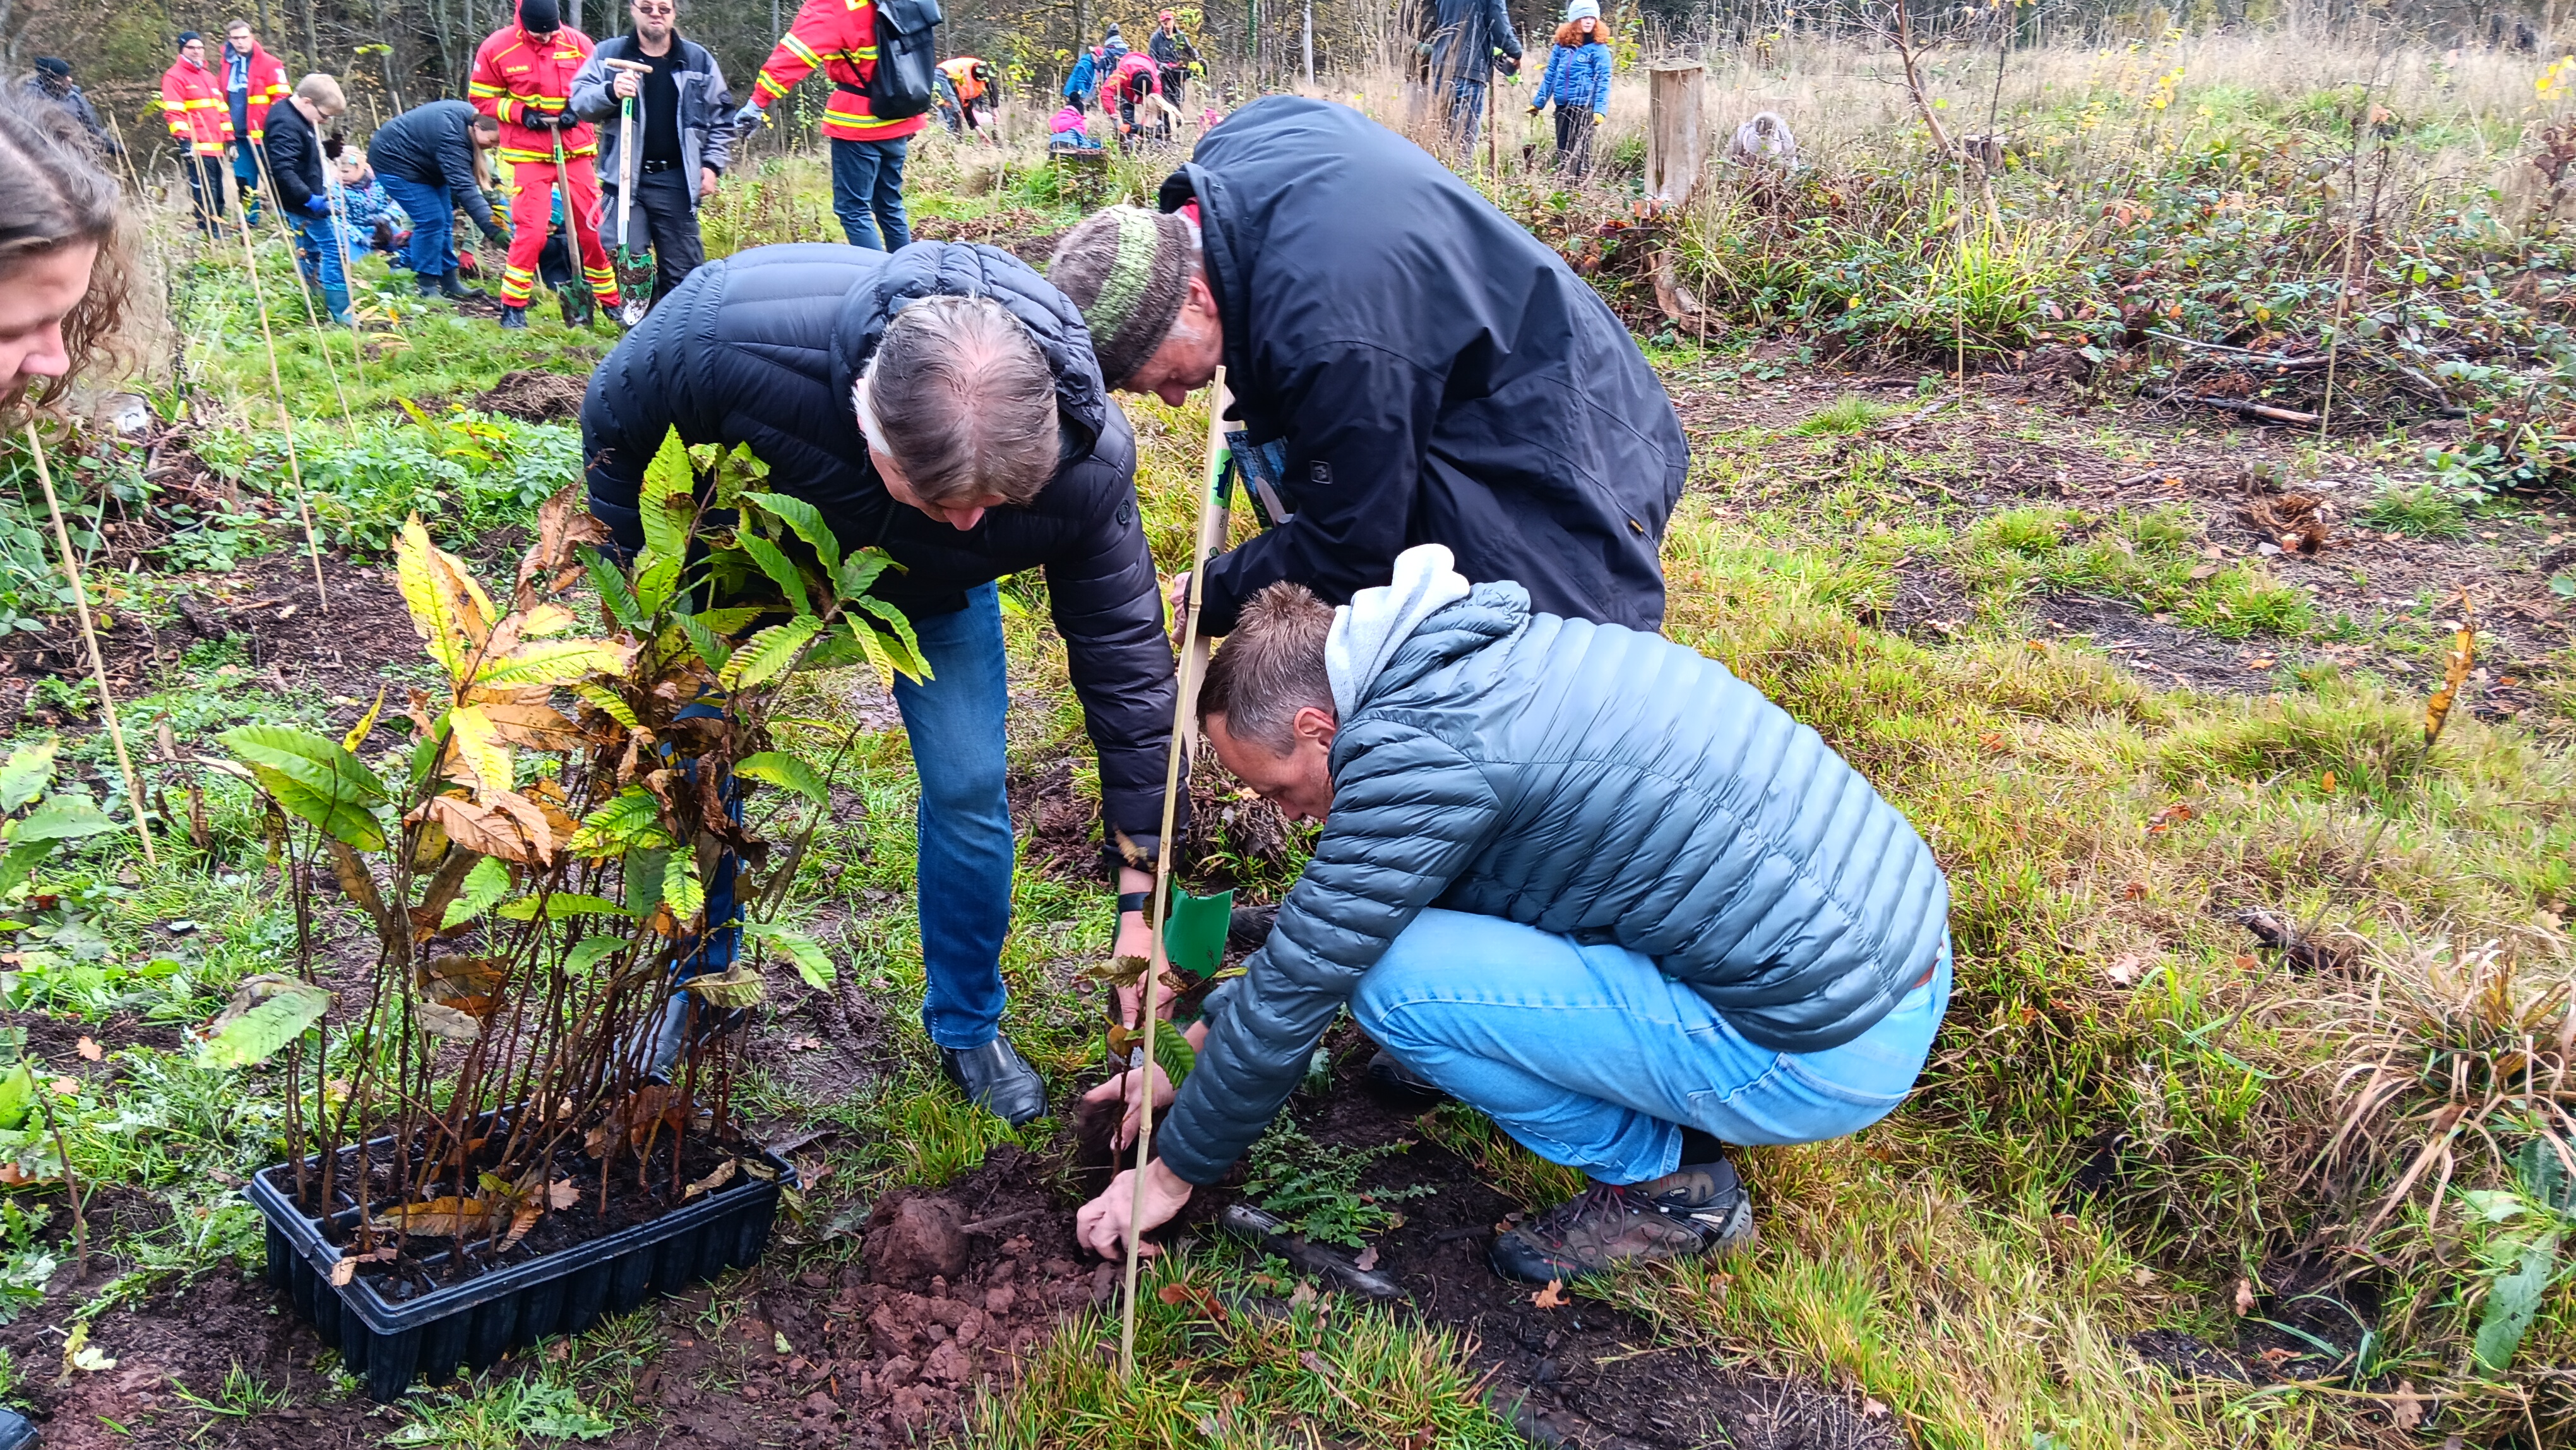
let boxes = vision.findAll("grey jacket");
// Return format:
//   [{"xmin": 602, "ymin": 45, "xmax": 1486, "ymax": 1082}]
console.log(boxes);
[
  {"xmin": 1155, "ymin": 582, "xmax": 1952, "ymax": 1185},
  {"xmin": 569, "ymin": 33, "xmax": 734, "ymax": 210}
]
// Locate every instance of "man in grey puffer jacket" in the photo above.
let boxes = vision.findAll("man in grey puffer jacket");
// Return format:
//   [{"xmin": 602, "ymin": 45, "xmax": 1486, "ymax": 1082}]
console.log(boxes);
[{"xmin": 1076, "ymin": 546, "xmax": 1952, "ymax": 1283}]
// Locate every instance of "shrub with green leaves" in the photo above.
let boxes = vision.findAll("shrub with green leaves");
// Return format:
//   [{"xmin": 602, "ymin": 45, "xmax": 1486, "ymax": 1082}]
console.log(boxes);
[{"xmin": 1243, "ymin": 1120, "xmax": 1436, "ymax": 1250}]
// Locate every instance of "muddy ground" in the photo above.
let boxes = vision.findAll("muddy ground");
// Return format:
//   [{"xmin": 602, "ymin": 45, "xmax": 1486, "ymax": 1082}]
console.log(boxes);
[{"xmin": 6, "ymin": 357, "xmax": 2566, "ymax": 1445}]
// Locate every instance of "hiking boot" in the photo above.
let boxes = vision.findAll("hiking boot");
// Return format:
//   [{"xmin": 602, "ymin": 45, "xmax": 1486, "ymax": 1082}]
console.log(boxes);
[
  {"xmin": 1227, "ymin": 902, "xmax": 1278, "ymax": 950},
  {"xmin": 1488, "ymin": 1158, "xmax": 1754, "ymax": 1284},
  {"xmin": 498, "ymin": 304, "xmax": 528, "ymax": 330},
  {"xmin": 438, "ymin": 268, "xmax": 482, "ymax": 301},
  {"xmin": 1366, "ymin": 1047, "xmax": 1450, "ymax": 1108},
  {"xmin": 939, "ymin": 1034, "xmax": 1047, "ymax": 1127}
]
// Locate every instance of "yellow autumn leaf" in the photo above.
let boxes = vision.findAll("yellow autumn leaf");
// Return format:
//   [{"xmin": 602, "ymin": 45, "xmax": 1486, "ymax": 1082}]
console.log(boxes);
[{"xmin": 447, "ymin": 705, "xmax": 515, "ymax": 799}]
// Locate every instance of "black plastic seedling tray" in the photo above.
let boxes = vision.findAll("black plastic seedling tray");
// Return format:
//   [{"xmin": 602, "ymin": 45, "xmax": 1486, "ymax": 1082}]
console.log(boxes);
[{"xmin": 249, "ymin": 1128, "xmax": 796, "ymax": 1403}]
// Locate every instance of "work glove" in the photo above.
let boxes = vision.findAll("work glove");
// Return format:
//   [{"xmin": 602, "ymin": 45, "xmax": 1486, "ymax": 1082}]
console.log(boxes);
[
  {"xmin": 735, "ymin": 101, "xmax": 767, "ymax": 130},
  {"xmin": 482, "ymin": 222, "xmax": 510, "ymax": 248},
  {"xmin": 1592, "ymin": 111, "xmax": 1605, "ymax": 124},
  {"xmin": 1527, "ymin": 104, "xmax": 1542, "ymax": 116},
  {"xmin": 301, "ymin": 193, "xmax": 331, "ymax": 217}
]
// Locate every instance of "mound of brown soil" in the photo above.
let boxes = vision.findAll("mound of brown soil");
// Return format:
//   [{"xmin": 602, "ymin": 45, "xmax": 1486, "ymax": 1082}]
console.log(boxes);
[{"xmin": 472, "ymin": 368, "xmax": 592, "ymax": 423}]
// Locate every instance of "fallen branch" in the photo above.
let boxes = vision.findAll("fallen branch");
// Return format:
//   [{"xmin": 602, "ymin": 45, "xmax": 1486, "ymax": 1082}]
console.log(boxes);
[
  {"xmin": 2145, "ymin": 330, "xmax": 2330, "ymax": 369},
  {"xmin": 2185, "ymin": 395, "xmax": 2324, "ymax": 426},
  {"xmin": 1218, "ymin": 1204, "xmax": 1409, "ymax": 1302}
]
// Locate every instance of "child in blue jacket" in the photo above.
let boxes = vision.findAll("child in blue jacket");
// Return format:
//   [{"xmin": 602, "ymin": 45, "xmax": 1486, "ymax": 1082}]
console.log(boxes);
[{"xmin": 1529, "ymin": 0, "xmax": 1613, "ymax": 175}]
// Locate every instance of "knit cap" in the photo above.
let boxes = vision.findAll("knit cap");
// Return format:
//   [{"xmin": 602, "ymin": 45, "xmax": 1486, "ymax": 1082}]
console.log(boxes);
[
  {"xmin": 1566, "ymin": 0, "xmax": 1601, "ymax": 18},
  {"xmin": 1047, "ymin": 206, "xmax": 1196, "ymax": 391}
]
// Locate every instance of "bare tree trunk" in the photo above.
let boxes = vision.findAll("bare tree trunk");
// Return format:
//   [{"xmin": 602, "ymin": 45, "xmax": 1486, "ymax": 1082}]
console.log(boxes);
[
  {"xmin": 1302, "ymin": 0, "xmax": 1313, "ymax": 85},
  {"xmin": 302, "ymin": 0, "xmax": 322, "ymax": 86}
]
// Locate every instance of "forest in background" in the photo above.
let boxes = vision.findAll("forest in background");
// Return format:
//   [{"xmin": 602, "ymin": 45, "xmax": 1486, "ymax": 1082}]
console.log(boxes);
[{"xmin": 6, "ymin": 0, "xmax": 2571, "ymax": 155}]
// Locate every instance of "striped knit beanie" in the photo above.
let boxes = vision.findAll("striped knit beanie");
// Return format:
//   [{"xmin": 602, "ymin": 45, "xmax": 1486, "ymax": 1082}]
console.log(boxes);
[{"xmin": 1047, "ymin": 206, "xmax": 1195, "ymax": 392}]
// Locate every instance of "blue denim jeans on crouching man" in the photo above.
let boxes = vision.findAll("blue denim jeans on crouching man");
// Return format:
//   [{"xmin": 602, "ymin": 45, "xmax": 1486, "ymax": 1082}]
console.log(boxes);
[
  {"xmin": 1353, "ymin": 909, "xmax": 1953, "ymax": 1185},
  {"xmin": 891, "ymin": 582, "xmax": 1015, "ymax": 1050}
]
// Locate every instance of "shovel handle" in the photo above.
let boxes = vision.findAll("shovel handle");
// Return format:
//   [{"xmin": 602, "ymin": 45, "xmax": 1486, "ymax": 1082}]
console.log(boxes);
[{"xmin": 600, "ymin": 57, "xmax": 653, "ymax": 71}]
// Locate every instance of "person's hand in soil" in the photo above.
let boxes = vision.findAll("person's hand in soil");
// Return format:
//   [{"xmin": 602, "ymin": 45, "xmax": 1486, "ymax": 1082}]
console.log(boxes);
[
  {"xmin": 1085, "ymin": 1019, "xmax": 1207, "ymax": 1149},
  {"xmin": 1077, "ymin": 1157, "xmax": 1193, "ymax": 1259}
]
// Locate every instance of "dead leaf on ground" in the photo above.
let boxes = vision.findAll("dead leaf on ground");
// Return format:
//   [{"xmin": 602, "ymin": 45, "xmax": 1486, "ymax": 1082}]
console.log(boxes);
[
  {"xmin": 1353, "ymin": 1245, "xmax": 1380, "ymax": 1272},
  {"xmin": 2105, "ymin": 953, "xmax": 2147, "ymax": 986},
  {"xmin": 75, "ymin": 1037, "xmax": 100, "ymax": 1062},
  {"xmin": 546, "ymin": 1177, "xmax": 579, "ymax": 1209},
  {"xmin": 1532, "ymin": 1279, "xmax": 1571, "ymax": 1309},
  {"xmin": 2233, "ymin": 1277, "xmax": 2257, "ymax": 1315},
  {"xmin": 2389, "ymin": 1381, "xmax": 2424, "ymax": 1430}
]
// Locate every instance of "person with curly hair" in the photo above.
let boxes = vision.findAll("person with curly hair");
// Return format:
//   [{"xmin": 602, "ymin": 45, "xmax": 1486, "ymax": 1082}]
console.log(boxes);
[{"xmin": 0, "ymin": 87, "xmax": 129, "ymax": 422}]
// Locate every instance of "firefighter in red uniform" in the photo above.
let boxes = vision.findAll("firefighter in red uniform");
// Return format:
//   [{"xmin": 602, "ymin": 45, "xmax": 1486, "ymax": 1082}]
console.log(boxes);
[
  {"xmin": 736, "ymin": 0, "xmax": 927, "ymax": 251},
  {"xmin": 470, "ymin": 0, "xmax": 623, "ymax": 328},
  {"xmin": 221, "ymin": 20, "xmax": 290, "ymax": 220},
  {"xmin": 160, "ymin": 32, "xmax": 234, "ymax": 236}
]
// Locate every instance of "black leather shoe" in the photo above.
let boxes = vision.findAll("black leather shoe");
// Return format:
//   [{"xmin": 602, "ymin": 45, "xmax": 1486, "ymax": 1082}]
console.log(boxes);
[
  {"xmin": 1366, "ymin": 1047, "xmax": 1451, "ymax": 1107},
  {"xmin": 940, "ymin": 1035, "xmax": 1047, "ymax": 1126}
]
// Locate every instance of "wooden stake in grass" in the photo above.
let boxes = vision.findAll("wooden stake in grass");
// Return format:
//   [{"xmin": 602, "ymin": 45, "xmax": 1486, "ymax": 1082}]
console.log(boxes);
[
  {"xmin": 230, "ymin": 196, "xmax": 333, "ymax": 613},
  {"xmin": 1119, "ymin": 367, "xmax": 1233, "ymax": 1382},
  {"xmin": 21, "ymin": 425, "xmax": 157, "ymax": 869}
]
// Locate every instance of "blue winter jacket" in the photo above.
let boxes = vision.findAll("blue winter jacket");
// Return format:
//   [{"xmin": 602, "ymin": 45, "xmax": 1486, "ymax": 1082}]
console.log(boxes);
[
  {"xmin": 1535, "ymin": 40, "xmax": 1612, "ymax": 115},
  {"xmin": 1065, "ymin": 49, "xmax": 1099, "ymax": 100},
  {"xmin": 1155, "ymin": 583, "xmax": 1952, "ymax": 1184}
]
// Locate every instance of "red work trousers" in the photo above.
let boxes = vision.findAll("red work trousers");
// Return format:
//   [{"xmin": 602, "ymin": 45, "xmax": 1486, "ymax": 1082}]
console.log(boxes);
[{"xmin": 499, "ymin": 155, "xmax": 620, "ymax": 309}]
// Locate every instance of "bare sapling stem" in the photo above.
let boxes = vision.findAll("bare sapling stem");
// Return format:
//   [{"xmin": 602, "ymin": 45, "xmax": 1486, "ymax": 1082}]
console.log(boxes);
[
  {"xmin": 1120, "ymin": 368, "xmax": 1234, "ymax": 1381},
  {"xmin": 231, "ymin": 201, "xmax": 333, "ymax": 613},
  {"xmin": 33, "ymin": 1076, "xmax": 88, "ymax": 1269},
  {"xmin": 23, "ymin": 426, "xmax": 157, "ymax": 868}
]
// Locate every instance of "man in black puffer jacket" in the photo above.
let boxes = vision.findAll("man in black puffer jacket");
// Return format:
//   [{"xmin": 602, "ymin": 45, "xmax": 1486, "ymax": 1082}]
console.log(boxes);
[
  {"xmin": 1048, "ymin": 97, "xmax": 1686, "ymax": 638},
  {"xmin": 583, "ymin": 240, "xmax": 1173, "ymax": 1125},
  {"xmin": 1076, "ymin": 548, "xmax": 1952, "ymax": 1286}
]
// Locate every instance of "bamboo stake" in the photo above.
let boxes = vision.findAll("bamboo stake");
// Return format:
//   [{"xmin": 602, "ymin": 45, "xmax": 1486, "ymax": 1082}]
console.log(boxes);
[
  {"xmin": 249, "ymin": 135, "xmax": 360, "ymax": 434},
  {"xmin": 1119, "ymin": 368, "xmax": 1232, "ymax": 1381},
  {"xmin": 23, "ymin": 426, "xmax": 157, "ymax": 868},
  {"xmin": 230, "ymin": 188, "xmax": 334, "ymax": 613}
]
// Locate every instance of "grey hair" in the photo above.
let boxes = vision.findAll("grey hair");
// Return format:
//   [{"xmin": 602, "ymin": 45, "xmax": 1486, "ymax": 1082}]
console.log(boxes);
[
  {"xmin": 856, "ymin": 294, "xmax": 1061, "ymax": 507},
  {"xmin": 1198, "ymin": 582, "xmax": 1337, "ymax": 753}
]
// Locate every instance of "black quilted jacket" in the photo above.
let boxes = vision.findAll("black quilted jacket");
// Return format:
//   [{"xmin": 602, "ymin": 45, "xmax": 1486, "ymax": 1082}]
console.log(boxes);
[
  {"xmin": 1158, "ymin": 97, "xmax": 1687, "ymax": 637},
  {"xmin": 581, "ymin": 241, "xmax": 1176, "ymax": 865}
]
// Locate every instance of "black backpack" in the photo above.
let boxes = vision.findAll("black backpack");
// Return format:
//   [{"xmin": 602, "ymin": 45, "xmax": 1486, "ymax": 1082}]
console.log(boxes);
[{"xmin": 866, "ymin": 0, "xmax": 943, "ymax": 120}]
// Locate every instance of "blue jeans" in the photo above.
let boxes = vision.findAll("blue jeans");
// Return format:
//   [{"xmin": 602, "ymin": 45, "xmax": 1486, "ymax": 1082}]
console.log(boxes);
[
  {"xmin": 891, "ymin": 582, "xmax": 1013, "ymax": 1049},
  {"xmin": 290, "ymin": 211, "xmax": 346, "ymax": 295},
  {"xmin": 381, "ymin": 172, "xmax": 459, "ymax": 277},
  {"xmin": 1448, "ymin": 78, "xmax": 1489, "ymax": 153},
  {"xmin": 232, "ymin": 136, "xmax": 259, "ymax": 197},
  {"xmin": 828, "ymin": 136, "xmax": 911, "ymax": 251},
  {"xmin": 1354, "ymin": 909, "xmax": 1952, "ymax": 1184}
]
